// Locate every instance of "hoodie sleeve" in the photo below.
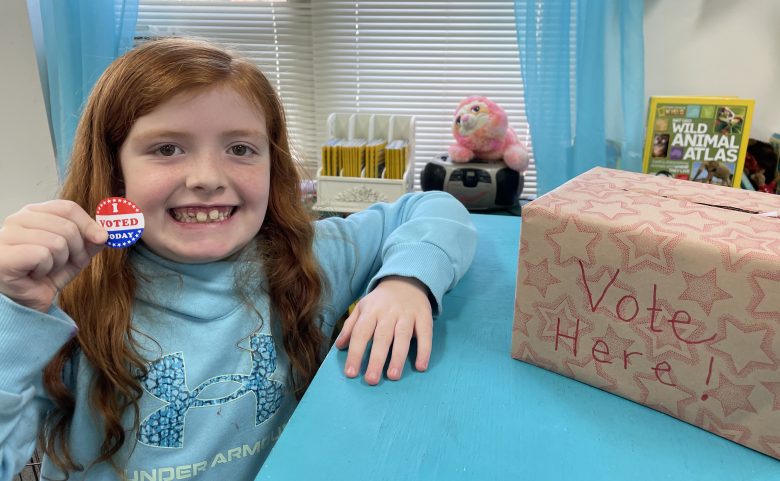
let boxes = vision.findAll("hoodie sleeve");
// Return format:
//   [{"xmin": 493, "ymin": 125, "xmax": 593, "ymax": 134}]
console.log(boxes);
[
  {"xmin": 0, "ymin": 294, "xmax": 77, "ymax": 480},
  {"xmin": 314, "ymin": 191, "xmax": 477, "ymax": 336}
]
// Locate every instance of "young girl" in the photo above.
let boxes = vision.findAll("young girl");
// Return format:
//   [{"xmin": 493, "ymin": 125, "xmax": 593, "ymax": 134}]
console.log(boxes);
[{"xmin": 0, "ymin": 38, "xmax": 476, "ymax": 480}]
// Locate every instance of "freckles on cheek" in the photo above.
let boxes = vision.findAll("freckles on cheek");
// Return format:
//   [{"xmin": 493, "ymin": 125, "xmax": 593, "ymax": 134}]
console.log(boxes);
[{"xmin": 118, "ymin": 163, "xmax": 144, "ymax": 196}]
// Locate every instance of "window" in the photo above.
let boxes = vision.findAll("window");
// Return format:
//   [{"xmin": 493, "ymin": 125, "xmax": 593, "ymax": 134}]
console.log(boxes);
[
  {"xmin": 136, "ymin": 0, "xmax": 536, "ymax": 195},
  {"xmin": 136, "ymin": 0, "xmax": 317, "ymax": 168}
]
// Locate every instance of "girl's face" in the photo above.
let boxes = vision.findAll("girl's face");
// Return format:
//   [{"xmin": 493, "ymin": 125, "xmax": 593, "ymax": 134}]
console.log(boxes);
[{"xmin": 119, "ymin": 85, "xmax": 271, "ymax": 263}]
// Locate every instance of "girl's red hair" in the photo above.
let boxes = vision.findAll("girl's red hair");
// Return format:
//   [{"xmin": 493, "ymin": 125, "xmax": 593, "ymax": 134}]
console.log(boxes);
[{"xmin": 44, "ymin": 38, "xmax": 323, "ymax": 475}]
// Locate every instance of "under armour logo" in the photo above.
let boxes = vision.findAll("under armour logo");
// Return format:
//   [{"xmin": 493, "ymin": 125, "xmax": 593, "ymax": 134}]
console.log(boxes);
[{"xmin": 138, "ymin": 333, "xmax": 283, "ymax": 448}]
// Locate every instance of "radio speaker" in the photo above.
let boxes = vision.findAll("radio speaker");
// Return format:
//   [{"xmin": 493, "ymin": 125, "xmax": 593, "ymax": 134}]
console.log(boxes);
[{"xmin": 421, "ymin": 154, "xmax": 523, "ymax": 210}]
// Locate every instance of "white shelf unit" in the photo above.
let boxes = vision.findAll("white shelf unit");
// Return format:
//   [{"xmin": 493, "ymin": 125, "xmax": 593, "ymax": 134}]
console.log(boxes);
[{"xmin": 313, "ymin": 113, "xmax": 416, "ymax": 213}]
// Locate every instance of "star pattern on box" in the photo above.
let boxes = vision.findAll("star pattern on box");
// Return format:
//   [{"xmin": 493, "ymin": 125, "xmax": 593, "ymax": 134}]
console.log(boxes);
[
  {"xmin": 633, "ymin": 371, "xmax": 697, "ymax": 418},
  {"xmin": 656, "ymin": 185, "xmax": 704, "ymax": 200},
  {"xmin": 596, "ymin": 171, "xmax": 636, "ymax": 186},
  {"xmin": 546, "ymin": 216, "xmax": 601, "ymax": 267},
  {"xmin": 574, "ymin": 263, "xmax": 634, "ymax": 315},
  {"xmin": 513, "ymin": 307, "xmax": 533, "ymax": 338},
  {"xmin": 746, "ymin": 270, "xmax": 780, "ymax": 322},
  {"xmin": 693, "ymin": 408, "xmax": 752, "ymax": 444},
  {"xmin": 564, "ymin": 325, "xmax": 635, "ymax": 393},
  {"xmin": 519, "ymin": 238, "xmax": 529, "ymax": 258},
  {"xmin": 701, "ymin": 373, "xmax": 757, "ymax": 418},
  {"xmin": 677, "ymin": 268, "xmax": 732, "ymax": 316},
  {"xmin": 667, "ymin": 186, "xmax": 754, "ymax": 207},
  {"xmin": 628, "ymin": 227, "xmax": 666, "ymax": 259},
  {"xmin": 522, "ymin": 258, "xmax": 560, "ymax": 297},
  {"xmin": 592, "ymin": 325, "xmax": 637, "ymax": 365},
  {"xmin": 709, "ymin": 316, "xmax": 777, "ymax": 376},
  {"xmin": 758, "ymin": 436, "xmax": 780, "ymax": 459},
  {"xmin": 512, "ymin": 341, "xmax": 557, "ymax": 373},
  {"xmin": 661, "ymin": 208, "xmax": 723, "ymax": 232},
  {"xmin": 628, "ymin": 297, "xmax": 706, "ymax": 367},
  {"xmin": 563, "ymin": 355, "xmax": 617, "ymax": 392},
  {"xmin": 579, "ymin": 261, "xmax": 654, "ymax": 337},
  {"xmin": 760, "ymin": 382, "xmax": 780, "ymax": 411},
  {"xmin": 622, "ymin": 191, "xmax": 665, "ymax": 208},
  {"xmin": 581, "ymin": 199, "xmax": 640, "ymax": 221},
  {"xmin": 534, "ymin": 295, "xmax": 593, "ymax": 357},
  {"xmin": 736, "ymin": 216, "xmax": 780, "ymax": 235},
  {"xmin": 609, "ymin": 221, "xmax": 682, "ymax": 274},
  {"xmin": 565, "ymin": 179, "xmax": 621, "ymax": 198},
  {"xmin": 524, "ymin": 194, "xmax": 571, "ymax": 220},
  {"xmin": 707, "ymin": 227, "xmax": 780, "ymax": 271},
  {"xmin": 539, "ymin": 192, "xmax": 577, "ymax": 214}
]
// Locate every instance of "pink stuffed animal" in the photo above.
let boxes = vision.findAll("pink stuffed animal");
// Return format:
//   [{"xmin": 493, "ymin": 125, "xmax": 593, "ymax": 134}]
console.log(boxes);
[{"xmin": 448, "ymin": 96, "xmax": 529, "ymax": 173}]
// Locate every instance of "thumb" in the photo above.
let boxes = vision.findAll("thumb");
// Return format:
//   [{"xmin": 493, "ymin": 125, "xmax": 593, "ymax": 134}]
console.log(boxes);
[
  {"xmin": 84, "ymin": 222, "xmax": 108, "ymax": 260},
  {"xmin": 86, "ymin": 221, "xmax": 109, "ymax": 245}
]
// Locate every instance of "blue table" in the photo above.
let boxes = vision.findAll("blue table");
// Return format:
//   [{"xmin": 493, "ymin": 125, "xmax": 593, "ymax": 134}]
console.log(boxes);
[{"xmin": 257, "ymin": 214, "xmax": 779, "ymax": 480}]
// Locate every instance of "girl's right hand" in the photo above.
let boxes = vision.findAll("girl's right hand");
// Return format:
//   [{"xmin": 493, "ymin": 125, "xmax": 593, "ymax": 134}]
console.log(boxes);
[{"xmin": 0, "ymin": 200, "xmax": 108, "ymax": 312}]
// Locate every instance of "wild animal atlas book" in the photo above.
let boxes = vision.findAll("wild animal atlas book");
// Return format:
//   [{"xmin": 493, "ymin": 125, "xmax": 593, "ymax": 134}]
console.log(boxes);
[{"xmin": 642, "ymin": 96, "xmax": 754, "ymax": 188}]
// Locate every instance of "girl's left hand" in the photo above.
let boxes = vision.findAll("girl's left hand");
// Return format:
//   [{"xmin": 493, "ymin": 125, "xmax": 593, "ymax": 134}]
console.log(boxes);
[{"xmin": 334, "ymin": 275, "xmax": 432, "ymax": 385}]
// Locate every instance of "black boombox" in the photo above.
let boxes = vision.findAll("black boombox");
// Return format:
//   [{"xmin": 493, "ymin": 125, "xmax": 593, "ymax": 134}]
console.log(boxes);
[{"xmin": 420, "ymin": 154, "xmax": 523, "ymax": 210}]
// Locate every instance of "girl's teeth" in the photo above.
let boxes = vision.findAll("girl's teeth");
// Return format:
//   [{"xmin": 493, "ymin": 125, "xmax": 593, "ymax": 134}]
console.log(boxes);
[{"xmin": 173, "ymin": 208, "xmax": 231, "ymax": 223}]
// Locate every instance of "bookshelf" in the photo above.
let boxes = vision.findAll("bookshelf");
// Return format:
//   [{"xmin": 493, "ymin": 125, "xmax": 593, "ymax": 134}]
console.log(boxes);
[{"xmin": 313, "ymin": 113, "xmax": 416, "ymax": 213}]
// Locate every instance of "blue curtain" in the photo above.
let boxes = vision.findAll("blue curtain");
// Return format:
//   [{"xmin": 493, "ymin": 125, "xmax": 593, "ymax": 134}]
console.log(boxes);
[
  {"xmin": 514, "ymin": 0, "xmax": 644, "ymax": 196},
  {"xmin": 31, "ymin": 0, "xmax": 139, "ymax": 179}
]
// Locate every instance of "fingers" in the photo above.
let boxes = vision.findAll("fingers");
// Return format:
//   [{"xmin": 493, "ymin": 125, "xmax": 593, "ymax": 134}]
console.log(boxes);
[
  {"xmin": 335, "ymin": 277, "xmax": 434, "ymax": 385},
  {"xmin": 337, "ymin": 311, "xmax": 430, "ymax": 384},
  {"xmin": 2, "ymin": 216, "xmax": 80, "ymax": 273},
  {"xmin": 0, "ymin": 243, "xmax": 55, "ymax": 280},
  {"xmin": 0, "ymin": 200, "xmax": 108, "ymax": 311},
  {"xmin": 340, "ymin": 306, "xmax": 375, "ymax": 380},
  {"xmin": 386, "ymin": 319, "xmax": 414, "ymax": 381},
  {"xmin": 28, "ymin": 200, "xmax": 108, "ymax": 246},
  {"xmin": 363, "ymin": 316, "xmax": 395, "ymax": 385},
  {"xmin": 337, "ymin": 304, "xmax": 400, "ymax": 384},
  {"xmin": 4, "ymin": 201, "xmax": 107, "ymax": 270},
  {"xmin": 413, "ymin": 314, "xmax": 433, "ymax": 372},
  {"xmin": 0, "ymin": 244, "xmax": 58, "ymax": 309},
  {"xmin": 334, "ymin": 303, "xmax": 359, "ymax": 350},
  {"xmin": 49, "ymin": 257, "xmax": 98, "ymax": 291}
]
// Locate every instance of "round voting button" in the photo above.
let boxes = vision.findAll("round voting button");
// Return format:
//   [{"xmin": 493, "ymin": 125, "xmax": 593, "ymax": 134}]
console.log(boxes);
[{"xmin": 95, "ymin": 197, "xmax": 145, "ymax": 248}]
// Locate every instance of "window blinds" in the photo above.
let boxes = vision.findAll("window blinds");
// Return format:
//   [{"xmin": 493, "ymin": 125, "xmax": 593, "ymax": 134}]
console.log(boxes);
[
  {"xmin": 136, "ymin": 0, "xmax": 318, "ymax": 169},
  {"xmin": 310, "ymin": 1, "xmax": 535, "ymax": 194},
  {"xmin": 136, "ymin": 0, "xmax": 536, "ymax": 195}
]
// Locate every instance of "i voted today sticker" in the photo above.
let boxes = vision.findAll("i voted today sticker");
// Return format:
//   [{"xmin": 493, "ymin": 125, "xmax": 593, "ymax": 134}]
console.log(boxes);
[{"xmin": 95, "ymin": 197, "xmax": 144, "ymax": 248}]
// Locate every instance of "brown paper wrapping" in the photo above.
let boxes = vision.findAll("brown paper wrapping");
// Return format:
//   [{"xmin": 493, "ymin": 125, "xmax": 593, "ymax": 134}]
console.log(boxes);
[{"xmin": 512, "ymin": 167, "xmax": 780, "ymax": 459}]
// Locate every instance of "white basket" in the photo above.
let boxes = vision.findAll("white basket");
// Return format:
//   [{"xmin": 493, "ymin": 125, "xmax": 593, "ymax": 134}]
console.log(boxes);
[{"xmin": 313, "ymin": 113, "xmax": 416, "ymax": 213}]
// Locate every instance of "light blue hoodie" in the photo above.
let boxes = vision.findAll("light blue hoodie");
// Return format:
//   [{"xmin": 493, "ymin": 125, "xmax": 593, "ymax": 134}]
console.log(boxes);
[{"xmin": 0, "ymin": 192, "xmax": 476, "ymax": 481}]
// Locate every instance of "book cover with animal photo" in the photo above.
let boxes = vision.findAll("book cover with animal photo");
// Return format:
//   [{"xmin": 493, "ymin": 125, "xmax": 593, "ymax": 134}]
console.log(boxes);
[{"xmin": 641, "ymin": 96, "xmax": 754, "ymax": 188}]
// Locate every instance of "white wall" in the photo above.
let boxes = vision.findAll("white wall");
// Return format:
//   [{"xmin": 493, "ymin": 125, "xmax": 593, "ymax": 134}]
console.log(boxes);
[
  {"xmin": 644, "ymin": 0, "xmax": 780, "ymax": 141},
  {"xmin": 0, "ymin": 0, "xmax": 58, "ymax": 221}
]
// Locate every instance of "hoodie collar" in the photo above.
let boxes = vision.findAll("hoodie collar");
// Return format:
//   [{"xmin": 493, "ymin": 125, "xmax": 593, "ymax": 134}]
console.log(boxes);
[{"xmin": 130, "ymin": 243, "xmax": 262, "ymax": 321}]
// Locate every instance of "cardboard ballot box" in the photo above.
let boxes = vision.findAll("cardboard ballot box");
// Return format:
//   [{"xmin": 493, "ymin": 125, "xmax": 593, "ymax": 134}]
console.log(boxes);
[{"xmin": 512, "ymin": 167, "xmax": 780, "ymax": 460}]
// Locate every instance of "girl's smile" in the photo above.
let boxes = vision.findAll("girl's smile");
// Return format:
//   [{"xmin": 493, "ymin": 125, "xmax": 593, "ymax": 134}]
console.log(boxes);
[
  {"xmin": 169, "ymin": 205, "xmax": 235, "ymax": 224},
  {"xmin": 119, "ymin": 85, "xmax": 271, "ymax": 263}
]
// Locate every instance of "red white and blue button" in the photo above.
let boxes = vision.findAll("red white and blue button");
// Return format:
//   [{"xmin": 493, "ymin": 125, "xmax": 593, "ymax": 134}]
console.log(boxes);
[{"xmin": 95, "ymin": 197, "xmax": 144, "ymax": 248}]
